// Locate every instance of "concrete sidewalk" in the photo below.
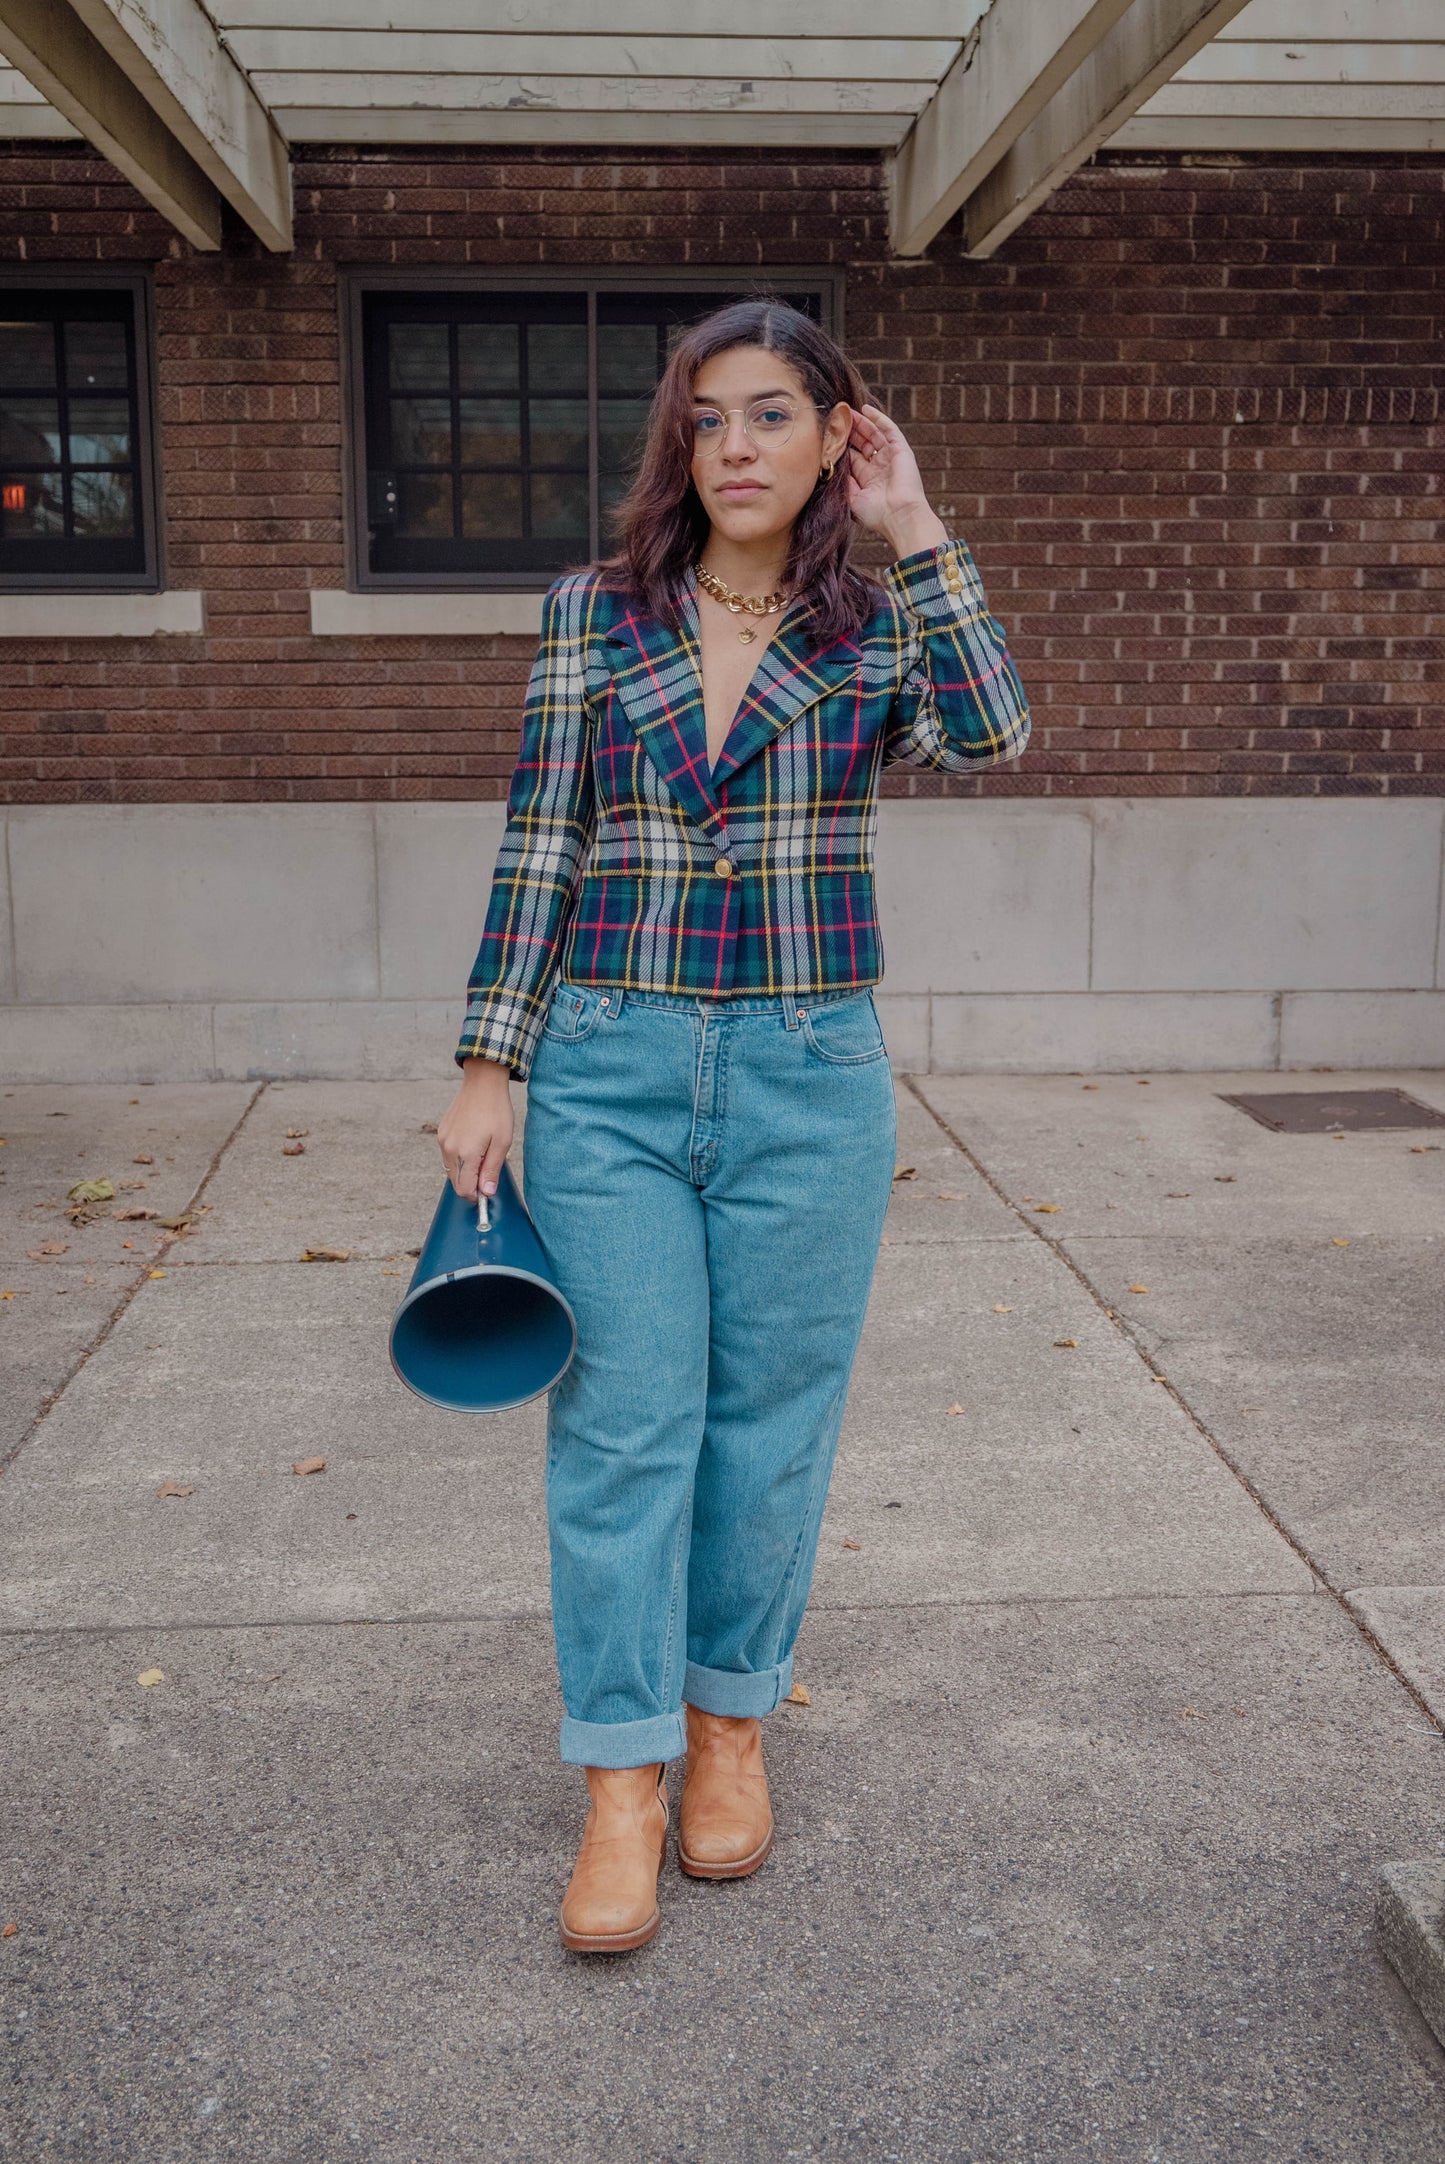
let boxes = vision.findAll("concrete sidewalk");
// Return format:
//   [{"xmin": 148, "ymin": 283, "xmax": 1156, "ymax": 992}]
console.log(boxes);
[{"xmin": 2, "ymin": 1066, "xmax": 1443, "ymax": 2161}]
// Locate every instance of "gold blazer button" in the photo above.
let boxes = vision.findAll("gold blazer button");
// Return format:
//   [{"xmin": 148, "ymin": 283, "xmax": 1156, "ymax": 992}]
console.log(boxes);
[{"xmin": 712, "ymin": 857, "xmax": 733, "ymax": 877}]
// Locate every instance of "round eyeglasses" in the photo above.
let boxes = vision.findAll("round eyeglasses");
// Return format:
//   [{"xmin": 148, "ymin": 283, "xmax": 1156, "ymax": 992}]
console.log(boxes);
[{"xmin": 691, "ymin": 397, "xmax": 828, "ymax": 454}]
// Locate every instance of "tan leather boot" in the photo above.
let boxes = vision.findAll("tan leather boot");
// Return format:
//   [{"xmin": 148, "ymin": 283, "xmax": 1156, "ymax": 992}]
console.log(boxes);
[
  {"xmin": 678, "ymin": 1704, "xmax": 775, "ymax": 1880},
  {"xmin": 558, "ymin": 1762, "xmax": 668, "ymax": 1953}
]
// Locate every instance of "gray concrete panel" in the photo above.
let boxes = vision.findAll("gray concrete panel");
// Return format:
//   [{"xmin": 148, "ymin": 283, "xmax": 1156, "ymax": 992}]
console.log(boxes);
[
  {"xmin": 9, "ymin": 806, "xmax": 382, "ymax": 1004},
  {"xmin": 1281, "ymin": 992, "xmax": 1445, "ymax": 1071},
  {"xmin": 3, "ymin": 1597, "xmax": 1442, "ymax": 2162},
  {"xmin": 0, "ymin": 1081, "xmax": 256, "ymax": 1268},
  {"xmin": 1062, "ymin": 1235, "xmax": 1445, "ymax": 1593},
  {"xmin": 0, "ymin": 1265, "xmax": 136, "ymax": 1463},
  {"xmin": 1091, "ymin": 800, "xmax": 1444, "ymax": 994},
  {"xmin": 1347, "ymin": 1588, "xmax": 1445, "ymax": 1728},
  {"xmin": 211, "ymin": 997, "xmax": 465, "ymax": 1080},
  {"xmin": 375, "ymin": 802, "xmax": 508, "ymax": 999},
  {"xmin": 910, "ymin": 1070, "xmax": 1445, "ymax": 1242},
  {"xmin": 930, "ymin": 991, "xmax": 1279, "ymax": 1074},
  {"xmin": 816, "ymin": 1237, "xmax": 1313, "ymax": 1609},
  {"xmin": 0, "ymin": 1001, "xmax": 219, "ymax": 1084},
  {"xmin": 874, "ymin": 800, "xmax": 1092, "ymax": 993}
]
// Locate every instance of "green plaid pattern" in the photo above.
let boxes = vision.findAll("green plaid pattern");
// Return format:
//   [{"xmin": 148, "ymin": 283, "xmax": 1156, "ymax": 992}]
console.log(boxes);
[{"xmin": 456, "ymin": 538, "xmax": 1030, "ymax": 1079}]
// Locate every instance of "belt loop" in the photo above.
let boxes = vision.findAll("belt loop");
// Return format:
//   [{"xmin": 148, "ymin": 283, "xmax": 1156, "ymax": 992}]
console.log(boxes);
[
  {"xmin": 603, "ymin": 985, "xmax": 625, "ymax": 1020},
  {"xmin": 782, "ymin": 990, "xmax": 801, "ymax": 1032}
]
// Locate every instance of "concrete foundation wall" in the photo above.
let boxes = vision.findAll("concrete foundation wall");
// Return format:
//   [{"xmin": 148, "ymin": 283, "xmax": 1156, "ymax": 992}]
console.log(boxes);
[{"xmin": 2, "ymin": 799, "xmax": 1442, "ymax": 1080}]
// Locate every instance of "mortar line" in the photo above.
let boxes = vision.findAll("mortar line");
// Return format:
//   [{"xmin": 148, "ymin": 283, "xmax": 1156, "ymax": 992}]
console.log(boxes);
[
  {"xmin": 0, "ymin": 1080, "xmax": 272, "ymax": 1482},
  {"xmin": 0, "ymin": 1584, "xmax": 1341, "ymax": 1645},
  {"xmin": 900, "ymin": 1071, "xmax": 1445, "ymax": 1739}
]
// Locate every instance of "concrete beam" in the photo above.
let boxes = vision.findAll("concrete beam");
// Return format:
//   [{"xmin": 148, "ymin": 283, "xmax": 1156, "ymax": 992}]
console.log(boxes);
[
  {"xmin": 888, "ymin": 0, "xmax": 1136, "ymax": 258},
  {"xmin": 962, "ymin": 0, "xmax": 1254, "ymax": 258}
]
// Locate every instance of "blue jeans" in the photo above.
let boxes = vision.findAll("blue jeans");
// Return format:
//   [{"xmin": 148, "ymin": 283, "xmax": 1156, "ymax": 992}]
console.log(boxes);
[{"xmin": 520, "ymin": 977, "xmax": 898, "ymax": 1768}]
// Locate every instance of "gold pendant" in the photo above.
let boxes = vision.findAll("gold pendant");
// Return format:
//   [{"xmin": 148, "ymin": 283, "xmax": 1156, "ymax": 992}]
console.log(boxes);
[{"xmin": 738, "ymin": 627, "xmax": 756, "ymax": 644}]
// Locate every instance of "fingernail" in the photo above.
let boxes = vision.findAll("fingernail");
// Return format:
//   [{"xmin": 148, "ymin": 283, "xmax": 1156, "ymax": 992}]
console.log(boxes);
[{"xmin": 483, "ymin": 1180, "xmax": 497, "ymax": 1194}]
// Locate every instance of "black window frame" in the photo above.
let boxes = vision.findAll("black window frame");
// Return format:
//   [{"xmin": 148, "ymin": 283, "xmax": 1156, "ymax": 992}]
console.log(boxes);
[
  {"xmin": 339, "ymin": 268, "xmax": 844, "ymax": 593},
  {"xmin": 0, "ymin": 267, "xmax": 163, "ymax": 592}
]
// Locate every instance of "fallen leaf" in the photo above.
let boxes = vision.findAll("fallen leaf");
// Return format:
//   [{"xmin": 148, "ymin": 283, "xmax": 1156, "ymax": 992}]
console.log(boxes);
[
  {"xmin": 136, "ymin": 1668, "xmax": 164, "ymax": 1687},
  {"xmin": 947, "ymin": 1401, "xmax": 965, "ymax": 1416},
  {"xmin": 1, "ymin": 1923, "xmax": 15, "ymax": 1937},
  {"xmin": 65, "ymin": 1178, "xmax": 114, "ymax": 1205},
  {"xmin": 285, "ymin": 1127, "xmax": 311, "ymax": 1140},
  {"xmin": 892, "ymin": 1165, "xmax": 917, "ymax": 1182},
  {"xmin": 1082, "ymin": 1084, "xmax": 1099, "ymax": 1091},
  {"xmin": 155, "ymin": 1215, "xmax": 192, "ymax": 1231},
  {"xmin": 1136, "ymin": 1078, "xmax": 1151, "ymax": 1086},
  {"xmin": 113, "ymin": 1207, "xmax": 157, "ymax": 1222},
  {"xmin": 1166, "ymin": 1192, "xmax": 1191, "ymax": 1200},
  {"xmin": 1179, "ymin": 1706, "xmax": 1203, "ymax": 1721},
  {"xmin": 1214, "ymin": 1175, "xmax": 1235, "ymax": 1183},
  {"xmin": 382, "ymin": 1268, "xmax": 404, "ymax": 1276},
  {"xmin": 1034, "ymin": 1203, "xmax": 1060, "ymax": 1214},
  {"xmin": 148, "ymin": 1268, "xmax": 166, "ymax": 1279},
  {"xmin": 419, "ymin": 1121, "xmax": 439, "ymax": 1134},
  {"xmin": 841, "ymin": 1537, "xmax": 861, "ymax": 1551},
  {"xmin": 132, "ymin": 1153, "xmax": 154, "ymax": 1165},
  {"xmin": 936, "ymin": 1190, "xmax": 967, "ymax": 1200},
  {"xmin": 0, "ymin": 1290, "xmax": 26, "ymax": 1300},
  {"xmin": 1053, "ymin": 1338, "xmax": 1079, "ymax": 1349},
  {"xmin": 156, "ymin": 1480, "xmax": 193, "ymax": 1499},
  {"xmin": 992, "ymin": 1303, "xmax": 1014, "ymax": 1314},
  {"xmin": 879, "ymin": 1237, "xmax": 894, "ymax": 1246},
  {"xmin": 282, "ymin": 1142, "xmax": 306, "ymax": 1156},
  {"xmin": 27, "ymin": 1240, "xmax": 68, "ymax": 1257},
  {"xmin": 785, "ymin": 1682, "xmax": 812, "ymax": 1706},
  {"xmin": 1410, "ymin": 1145, "xmax": 1439, "ymax": 1154},
  {"xmin": 292, "ymin": 1455, "xmax": 327, "ymax": 1476},
  {"xmin": 299, "ymin": 1247, "xmax": 351, "ymax": 1263},
  {"xmin": 1331, "ymin": 1237, "xmax": 1350, "ymax": 1248},
  {"xmin": 1128, "ymin": 1283, "xmax": 1150, "ymax": 1295}
]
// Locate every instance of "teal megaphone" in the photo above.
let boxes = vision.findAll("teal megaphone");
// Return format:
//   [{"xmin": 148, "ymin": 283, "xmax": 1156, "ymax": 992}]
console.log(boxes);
[{"xmin": 389, "ymin": 1161, "xmax": 577, "ymax": 1412}]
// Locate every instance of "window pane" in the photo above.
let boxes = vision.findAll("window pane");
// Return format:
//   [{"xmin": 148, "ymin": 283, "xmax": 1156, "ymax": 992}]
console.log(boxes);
[
  {"xmin": 461, "ymin": 472, "xmax": 523, "ymax": 538},
  {"xmin": 458, "ymin": 321, "xmax": 519, "ymax": 394},
  {"xmin": 395, "ymin": 469, "xmax": 454, "ymax": 537},
  {"xmin": 0, "ymin": 321, "xmax": 56, "ymax": 389},
  {"xmin": 529, "ymin": 397, "xmax": 587, "ymax": 466},
  {"xmin": 530, "ymin": 470, "xmax": 588, "ymax": 538},
  {"xmin": 0, "ymin": 470, "xmax": 63, "ymax": 535},
  {"xmin": 72, "ymin": 467, "xmax": 135, "ymax": 537},
  {"xmin": 390, "ymin": 396, "xmax": 453, "ymax": 464},
  {"xmin": 458, "ymin": 397, "xmax": 520, "ymax": 464},
  {"xmin": 527, "ymin": 323, "xmax": 586, "ymax": 393},
  {"xmin": 68, "ymin": 397, "xmax": 130, "ymax": 466},
  {"xmin": 388, "ymin": 323, "xmax": 450, "ymax": 392},
  {"xmin": 65, "ymin": 318, "xmax": 128, "ymax": 389},
  {"xmin": 599, "ymin": 396, "xmax": 651, "ymax": 476},
  {"xmin": 0, "ymin": 398, "xmax": 62, "ymax": 462},
  {"xmin": 597, "ymin": 322, "xmax": 659, "ymax": 395}
]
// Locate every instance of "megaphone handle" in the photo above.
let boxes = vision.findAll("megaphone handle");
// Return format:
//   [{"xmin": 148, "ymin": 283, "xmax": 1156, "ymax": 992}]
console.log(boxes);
[{"xmin": 477, "ymin": 1192, "xmax": 491, "ymax": 1234}]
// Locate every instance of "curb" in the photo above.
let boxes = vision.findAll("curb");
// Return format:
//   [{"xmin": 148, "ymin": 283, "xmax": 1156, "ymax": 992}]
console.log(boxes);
[{"xmin": 1377, "ymin": 1861, "xmax": 1445, "ymax": 2050}]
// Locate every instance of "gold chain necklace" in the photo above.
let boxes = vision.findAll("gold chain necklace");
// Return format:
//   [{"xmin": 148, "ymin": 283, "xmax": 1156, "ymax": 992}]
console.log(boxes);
[{"xmin": 695, "ymin": 562, "xmax": 792, "ymax": 645}]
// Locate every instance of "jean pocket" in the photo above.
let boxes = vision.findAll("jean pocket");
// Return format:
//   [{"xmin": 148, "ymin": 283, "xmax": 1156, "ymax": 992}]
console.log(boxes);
[
  {"xmin": 799, "ymin": 991, "xmax": 889, "ymax": 1065},
  {"xmin": 541, "ymin": 981, "xmax": 609, "ymax": 1042}
]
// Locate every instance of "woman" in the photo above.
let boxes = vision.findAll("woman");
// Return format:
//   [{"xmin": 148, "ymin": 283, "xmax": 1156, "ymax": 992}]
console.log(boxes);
[{"xmin": 437, "ymin": 298, "xmax": 1029, "ymax": 1954}]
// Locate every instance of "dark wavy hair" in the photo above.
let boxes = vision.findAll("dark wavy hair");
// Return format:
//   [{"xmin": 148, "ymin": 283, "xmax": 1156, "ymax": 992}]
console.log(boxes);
[{"xmin": 598, "ymin": 297, "xmax": 884, "ymax": 649}]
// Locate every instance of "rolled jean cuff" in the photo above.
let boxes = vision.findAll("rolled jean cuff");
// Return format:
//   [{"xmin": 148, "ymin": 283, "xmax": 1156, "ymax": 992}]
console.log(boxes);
[
  {"xmin": 683, "ymin": 1652, "xmax": 794, "ymax": 1719},
  {"xmin": 559, "ymin": 1709, "xmax": 687, "ymax": 1769}
]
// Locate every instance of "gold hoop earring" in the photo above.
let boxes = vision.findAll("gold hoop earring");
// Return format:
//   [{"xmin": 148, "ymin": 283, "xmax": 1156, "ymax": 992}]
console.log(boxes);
[{"xmin": 819, "ymin": 457, "xmax": 836, "ymax": 483}]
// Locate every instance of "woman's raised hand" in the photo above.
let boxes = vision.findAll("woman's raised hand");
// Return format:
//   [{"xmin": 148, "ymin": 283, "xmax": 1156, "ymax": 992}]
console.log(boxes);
[
  {"xmin": 436, "ymin": 1057, "xmax": 514, "ymax": 1199},
  {"xmin": 845, "ymin": 403, "xmax": 948, "ymax": 559}
]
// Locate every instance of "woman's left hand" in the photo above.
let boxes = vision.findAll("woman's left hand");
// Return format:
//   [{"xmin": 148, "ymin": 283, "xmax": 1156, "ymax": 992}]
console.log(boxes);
[{"xmin": 845, "ymin": 403, "xmax": 949, "ymax": 558}]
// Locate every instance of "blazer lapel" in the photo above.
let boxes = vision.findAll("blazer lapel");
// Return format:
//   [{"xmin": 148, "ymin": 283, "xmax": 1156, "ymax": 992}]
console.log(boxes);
[
  {"xmin": 710, "ymin": 603, "xmax": 862, "ymax": 787},
  {"xmin": 602, "ymin": 588, "xmax": 726, "ymax": 844}
]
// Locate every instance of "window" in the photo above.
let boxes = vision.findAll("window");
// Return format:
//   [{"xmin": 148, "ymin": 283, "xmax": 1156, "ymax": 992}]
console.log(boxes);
[
  {"xmin": 345, "ymin": 274, "xmax": 838, "ymax": 589},
  {"xmin": 0, "ymin": 274, "xmax": 160, "ymax": 588}
]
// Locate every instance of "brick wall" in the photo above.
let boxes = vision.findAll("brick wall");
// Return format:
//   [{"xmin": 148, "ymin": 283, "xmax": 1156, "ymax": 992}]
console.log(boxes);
[{"xmin": 1, "ymin": 143, "xmax": 1441, "ymax": 803}]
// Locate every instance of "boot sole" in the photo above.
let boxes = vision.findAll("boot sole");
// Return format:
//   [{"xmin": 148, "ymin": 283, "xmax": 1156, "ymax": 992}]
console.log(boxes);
[
  {"xmin": 558, "ymin": 1902, "xmax": 661, "ymax": 1954},
  {"xmin": 678, "ymin": 1822, "xmax": 775, "ymax": 1881}
]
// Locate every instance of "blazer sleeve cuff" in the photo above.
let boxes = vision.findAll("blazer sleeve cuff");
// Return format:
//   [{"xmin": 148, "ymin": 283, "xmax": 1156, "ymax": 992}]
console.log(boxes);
[
  {"xmin": 883, "ymin": 537, "xmax": 990, "ymax": 625},
  {"xmin": 454, "ymin": 991, "xmax": 546, "ymax": 1083}
]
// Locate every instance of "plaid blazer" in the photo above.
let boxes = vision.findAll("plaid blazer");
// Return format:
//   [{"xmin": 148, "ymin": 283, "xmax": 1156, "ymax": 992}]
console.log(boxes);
[{"xmin": 455, "ymin": 537, "xmax": 1030, "ymax": 1079}]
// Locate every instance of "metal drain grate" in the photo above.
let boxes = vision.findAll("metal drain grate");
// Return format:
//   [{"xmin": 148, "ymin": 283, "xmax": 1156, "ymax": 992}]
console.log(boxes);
[{"xmin": 1220, "ymin": 1088, "xmax": 1445, "ymax": 1134}]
